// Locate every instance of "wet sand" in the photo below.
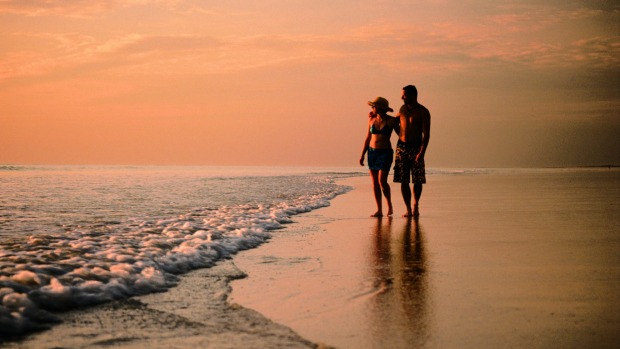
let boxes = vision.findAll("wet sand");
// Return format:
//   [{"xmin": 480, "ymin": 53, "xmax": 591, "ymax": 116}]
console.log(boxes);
[
  {"xmin": 231, "ymin": 171, "xmax": 620, "ymax": 348},
  {"xmin": 3, "ymin": 260, "xmax": 320, "ymax": 349}
]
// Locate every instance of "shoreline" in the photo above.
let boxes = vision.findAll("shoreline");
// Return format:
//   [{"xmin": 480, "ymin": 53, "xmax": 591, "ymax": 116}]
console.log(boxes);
[
  {"xmin": 230, "ymin": 176, "xmax": 424, "ymax": 348},
  {"xmin": 5, "ymin": 169, "xmax": 619, "ymax": 348},
  {"xmin": 231, "ymin": 173, "xmax": 620, "ymax": 348},
  {"xmin": 3, "ymin": 259, "xmax": 323, "ymax": 349}
]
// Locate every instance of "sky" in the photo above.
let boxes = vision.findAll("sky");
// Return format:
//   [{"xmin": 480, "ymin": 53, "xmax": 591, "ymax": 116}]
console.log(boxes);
[{"xmin": 1, "ymin": 0, "xmax": 618, "ymax": 168}]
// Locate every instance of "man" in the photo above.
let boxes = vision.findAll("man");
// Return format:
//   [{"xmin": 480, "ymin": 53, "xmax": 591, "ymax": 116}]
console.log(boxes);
[{"xmin": 393, "ymin": 85, "xmax": 431, "ymax": 217}]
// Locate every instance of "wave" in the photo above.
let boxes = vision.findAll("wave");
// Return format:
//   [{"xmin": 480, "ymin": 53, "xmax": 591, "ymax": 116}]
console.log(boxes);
[
  {"xmin": 0, "ymin": 178, "xmax": 351, "ymax": 340},
  {"xmin": 0, "ymin": 165, "xmax": 32, "ymax": 171}
]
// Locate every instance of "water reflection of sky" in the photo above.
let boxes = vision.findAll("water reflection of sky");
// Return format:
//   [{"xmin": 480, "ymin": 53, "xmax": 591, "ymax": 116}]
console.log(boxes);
[{"xmin": 369, "ymin": 217, "xmax": 430, "ymax": 349}]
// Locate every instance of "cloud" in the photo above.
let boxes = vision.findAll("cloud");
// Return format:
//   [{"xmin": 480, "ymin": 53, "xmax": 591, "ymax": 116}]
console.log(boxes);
[
  {"xmin": 0, "ymin": 33, "xmax": 224, "ymax": 82},
  {"xmin": 115, "ymin": 35, "xmax": 221, "ymax": 54},
  {"xmin": 570, "ymin": 36, "xmax": 620, "ymax": 68},
  {"xmin": 0, "ymin": 0, "xmax": 116, "ymax": 17},
  {"xmin": 489, "ymin": 3, "xmax": 604, "ymax": 30},
  {"xmin": 404, "ymin": 4, "xmax": 619, "ymax": 71},
  {"xmin": 0, "ymin": 0, "xmax": 182, "ymax": 17},
  {"xmin": 1, "ymin": 1, "xmax": 617, "ymax": 85}
]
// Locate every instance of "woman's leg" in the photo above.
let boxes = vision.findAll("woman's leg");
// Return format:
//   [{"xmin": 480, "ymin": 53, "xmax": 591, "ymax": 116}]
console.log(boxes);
[
  {"xmin": 379, "ymin": 169, "xmax": 393, "ymax": 216},
  {"xmin": 370, "ymin": 170, "xmax": 383, "ymax": 217}
]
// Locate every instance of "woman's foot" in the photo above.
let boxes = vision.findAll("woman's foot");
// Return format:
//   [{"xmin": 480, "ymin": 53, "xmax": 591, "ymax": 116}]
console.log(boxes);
[
  {"xmin": 402, "ymin": 205, "xmax": 419, "ymax": 217},
  {"xmin": 371, "ymin": 211, "xmax": 383, "ymax": 217}
]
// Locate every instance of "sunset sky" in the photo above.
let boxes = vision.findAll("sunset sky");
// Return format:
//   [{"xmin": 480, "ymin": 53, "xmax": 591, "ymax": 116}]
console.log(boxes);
[{"xmin": 1, "ymin": 1, "xmax": 618, "ymax": 168}]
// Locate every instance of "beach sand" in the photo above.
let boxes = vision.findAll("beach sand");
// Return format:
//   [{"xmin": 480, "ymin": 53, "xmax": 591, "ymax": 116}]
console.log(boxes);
[
  {"xmin": 5, "ymin": 170, "xmax": 619, "ymax": 348},
  {"xmin": 231, "ymin": 172, "xmax": 620, "ymax": 349}
]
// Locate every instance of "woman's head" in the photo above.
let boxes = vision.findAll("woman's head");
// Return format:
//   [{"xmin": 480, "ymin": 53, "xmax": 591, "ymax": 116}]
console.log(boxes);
[{"xmin": 368, "ymin": 97, "xmax": 393, "ymax": 113}]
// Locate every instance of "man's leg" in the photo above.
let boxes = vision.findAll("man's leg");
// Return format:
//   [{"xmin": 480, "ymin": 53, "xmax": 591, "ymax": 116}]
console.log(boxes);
[
  {"xmin": 401, "ymin": 182, "xmax": 413, "ymax": 217},
  {"xmin": 413, "ymin": 182, "xmax": 423, "ymax": 217}
]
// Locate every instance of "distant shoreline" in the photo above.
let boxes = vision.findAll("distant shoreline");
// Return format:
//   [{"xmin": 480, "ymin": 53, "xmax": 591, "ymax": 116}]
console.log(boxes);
[{"xmin": 1, "ymin": 163, "xmax": 618, "ymax": 169}]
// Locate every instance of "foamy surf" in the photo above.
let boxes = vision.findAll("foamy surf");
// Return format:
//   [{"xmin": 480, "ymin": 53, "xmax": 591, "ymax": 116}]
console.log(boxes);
[{"xmin": 0, "ymin": 167, "xmax": 355, "ymax": 339}]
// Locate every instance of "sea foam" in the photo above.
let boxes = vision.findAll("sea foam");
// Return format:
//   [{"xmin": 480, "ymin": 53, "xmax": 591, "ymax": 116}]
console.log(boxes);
[{"xmin": 0, "ymin": 175, "xmax": 351, "ymax": 338}]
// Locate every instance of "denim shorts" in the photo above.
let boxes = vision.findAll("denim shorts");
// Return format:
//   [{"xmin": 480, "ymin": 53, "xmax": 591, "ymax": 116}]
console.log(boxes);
[{"xmin": 368, "ymin": 147, "xmax": 393, "ymax": 171}]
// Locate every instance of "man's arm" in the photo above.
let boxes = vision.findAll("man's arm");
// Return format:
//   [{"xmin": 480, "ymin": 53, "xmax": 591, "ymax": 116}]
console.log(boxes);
[
  {"xmin": 391, "ymin": 115, "xmax": 401, "ymax": 136},
  {"xmin": 417, "ymin": 109, "xmax": 431, "ymax": 162}
]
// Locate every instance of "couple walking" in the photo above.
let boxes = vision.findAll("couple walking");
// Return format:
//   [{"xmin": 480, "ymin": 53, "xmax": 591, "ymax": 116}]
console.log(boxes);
[{"xmin": 359, "ymin": 85, "xmax": 431, "ymax": 218}]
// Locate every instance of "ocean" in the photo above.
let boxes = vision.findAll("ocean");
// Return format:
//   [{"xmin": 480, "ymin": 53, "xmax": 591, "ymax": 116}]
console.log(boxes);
[{"xmin": 0, "ymin": 165, "xmax": 360, "ymax": 339}]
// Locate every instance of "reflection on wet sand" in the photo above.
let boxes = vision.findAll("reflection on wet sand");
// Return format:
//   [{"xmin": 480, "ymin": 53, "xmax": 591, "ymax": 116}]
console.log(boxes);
[{"xmin": 370, "ymin": 217, "xmax": 429, "ymax": 349}]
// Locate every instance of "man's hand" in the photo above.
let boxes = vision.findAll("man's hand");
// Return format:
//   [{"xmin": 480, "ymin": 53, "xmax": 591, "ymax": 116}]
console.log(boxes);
[{"xmin": 415, "ymin": 152, "xmax": 424, "ymax": 163}]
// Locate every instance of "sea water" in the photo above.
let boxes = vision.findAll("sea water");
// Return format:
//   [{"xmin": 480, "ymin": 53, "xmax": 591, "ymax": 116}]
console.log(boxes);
[{"xmin": 0, "ymin": 165, "xmax": 360, "ymax": 338}]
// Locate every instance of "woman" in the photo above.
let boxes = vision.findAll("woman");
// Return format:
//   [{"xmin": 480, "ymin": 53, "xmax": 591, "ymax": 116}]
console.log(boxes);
[{"xmin": 359, "ymin": 97, "xmax": 399, "ymax": 217}]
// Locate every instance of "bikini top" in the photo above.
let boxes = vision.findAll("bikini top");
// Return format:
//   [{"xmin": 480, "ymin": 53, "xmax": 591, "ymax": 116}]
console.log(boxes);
[{"xmin": 370, "ymin": 120, "xmax": 397, "ymax": 136}]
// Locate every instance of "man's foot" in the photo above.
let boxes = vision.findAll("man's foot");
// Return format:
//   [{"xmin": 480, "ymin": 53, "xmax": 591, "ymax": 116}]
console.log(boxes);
[
  {"xmin": 413, "ymin": 205, "xmax": 420, "ymax": 218},
  {"xmin": 371, "ymin": 211, "xmax": 383, "ymax": 217},
  {"xmin": 402, "ymin": 210, "xmax": 413, "ymax": 218},
  {"xmin": 387, "ymin": 206, "xmax": 393, "ymax": 216}
]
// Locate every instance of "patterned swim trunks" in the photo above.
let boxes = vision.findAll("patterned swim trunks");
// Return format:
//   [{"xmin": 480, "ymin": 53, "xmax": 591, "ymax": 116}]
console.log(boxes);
[
  {"xmin": 367, "ymin": 147, "xmax": 394, "ymax": 171},
  {"xmin": 393, "ymin": 140, "xmax": 426, "ymax": 184}
]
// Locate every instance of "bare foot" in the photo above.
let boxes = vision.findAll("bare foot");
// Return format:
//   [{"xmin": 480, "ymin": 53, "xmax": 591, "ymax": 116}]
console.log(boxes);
[
  {"xmin": 371, "ymin": 212, "xmax": 384, "ymax": 217},
  {"xmin": 413, "ymin": 205, "xmax": 420, "ymax": 218},
  {"xmin": 387, "ymin": 206, "xmax": 393, "ymax": 216},
  {"xmin": 402, "ymin": 210, "xmax": 413, "ymax": 218}
]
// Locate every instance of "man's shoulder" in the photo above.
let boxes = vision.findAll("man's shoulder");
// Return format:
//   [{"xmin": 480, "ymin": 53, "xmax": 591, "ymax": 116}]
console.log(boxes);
[
  {"xmin": 399, "ymin": 103, "xmax": 429, "ymax": 116},
  {"xmin": 398, "ymin": 104, "xmax": 409, "ymax": 116},
  {"xmin": 417, "ymin": 102, "xmax": 429, "ymax": 111},
  {"xmin": 414, "ymin": 103, "xmax": 430, "ymax": 119}
]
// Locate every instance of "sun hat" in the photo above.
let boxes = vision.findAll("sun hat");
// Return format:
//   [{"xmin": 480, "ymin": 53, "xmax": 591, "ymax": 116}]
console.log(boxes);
[{"xmin": 368, "ymin": 97, "xmax": 393, "ymax": 112}]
